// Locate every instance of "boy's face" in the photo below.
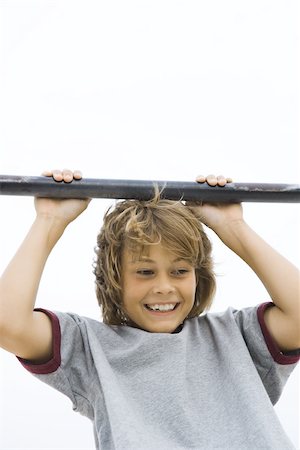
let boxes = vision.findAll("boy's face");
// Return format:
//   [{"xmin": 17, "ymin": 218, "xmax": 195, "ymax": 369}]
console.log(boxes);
[{"xmin": 121, "ymin": 243, "xmax": 196, "ymax": 333}]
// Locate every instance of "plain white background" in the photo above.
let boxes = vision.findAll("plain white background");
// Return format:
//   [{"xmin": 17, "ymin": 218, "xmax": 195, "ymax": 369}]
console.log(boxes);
[{"xmin": 0, "ymin": 1, "xmax": 299, "ymax": 449}]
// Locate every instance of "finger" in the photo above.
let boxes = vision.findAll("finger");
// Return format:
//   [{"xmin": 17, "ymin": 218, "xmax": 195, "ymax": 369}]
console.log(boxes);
[
  {"xmin": 206, "ymin": 174, "xmax": 218, "ymax": 186},
  {"xmin": 195, "ymin": 175, "xmax": 206, "ymax": 183},
  {"xmin": 226, "ymin": 177, "xmax": 233, "ymax": 183},
  {"xmin": 62, "ymin": 169, "xmax": 74, "ymax": 183},
  {"xmin": 217, "ymin": 175, "xmax": 227, "ymax": 187},
  {"xmin": 41, "ymin": 169, "xmax": 53, "ymax": 177},
  {"xmin": 73, "ymin": 170, "xmax": 83, "ymax": 180},
  {"xmin": 52, "ymin": 170, "xmax": 64, "ymax": 182}
]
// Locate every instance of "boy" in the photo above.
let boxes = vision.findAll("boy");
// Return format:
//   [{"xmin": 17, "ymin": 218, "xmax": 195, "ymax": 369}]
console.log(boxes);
[{"xmin": 0, "ymin": 169, "xmax": 299, "ymax": 449}]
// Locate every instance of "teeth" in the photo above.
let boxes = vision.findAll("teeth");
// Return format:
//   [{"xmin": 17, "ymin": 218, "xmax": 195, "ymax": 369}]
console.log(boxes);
[{"xmin": 146, "ymin": 303, "xmax": 177, "ymax": 312}]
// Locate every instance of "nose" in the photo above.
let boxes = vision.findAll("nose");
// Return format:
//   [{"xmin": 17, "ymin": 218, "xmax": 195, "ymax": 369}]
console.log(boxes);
[{"xmin": 152, "ymin": 274, "xmax": 175, "ymax": 295}]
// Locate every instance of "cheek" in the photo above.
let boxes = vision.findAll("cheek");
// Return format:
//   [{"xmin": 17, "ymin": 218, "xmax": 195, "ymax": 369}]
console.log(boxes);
[
  {"xmin": 186, "ymin": 277, "xmax": 197, "ymax": 301},
  {"xmin": 122, "ymin": 277, "xmax": 143, "ymax": 305},
  {"xmin": 187, "ymin": 271, "xmax": 196, "ymax": 288},
  {"xmin": 120, "ymin": 276, "xmax": 130, "ymax": 306},
  {"xmin": 187, "ymin": 287, "xmax": 196, "ymax": 303}
]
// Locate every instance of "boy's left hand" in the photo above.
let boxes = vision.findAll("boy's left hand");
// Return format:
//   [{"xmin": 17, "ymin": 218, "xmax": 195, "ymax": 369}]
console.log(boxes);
[{"xmin": 188, "ymin": 174, "xmax": 244, "ymax": 235}]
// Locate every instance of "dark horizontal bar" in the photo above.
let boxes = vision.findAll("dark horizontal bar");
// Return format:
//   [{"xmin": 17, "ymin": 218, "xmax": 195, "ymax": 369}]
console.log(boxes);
[{"xmin": 0, "ymin": 175, "xmax": 300, "ymax": 203}]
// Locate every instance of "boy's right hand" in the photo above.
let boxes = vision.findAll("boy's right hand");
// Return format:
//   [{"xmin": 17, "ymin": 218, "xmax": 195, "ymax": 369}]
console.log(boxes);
[{"xmin": 34, "ymin": 169, "xmax": 91, "ymax": 228}]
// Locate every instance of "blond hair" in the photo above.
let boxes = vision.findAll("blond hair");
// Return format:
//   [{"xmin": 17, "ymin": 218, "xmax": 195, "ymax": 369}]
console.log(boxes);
[{"xmin": 93, "ymin": 190, "xmax": 216, "ymax": 325}]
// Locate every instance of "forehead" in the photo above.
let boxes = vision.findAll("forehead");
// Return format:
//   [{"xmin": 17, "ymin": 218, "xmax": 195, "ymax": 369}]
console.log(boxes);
[{"xmin": 122, "ymin": 243, "xmax": 183, "ymax": 264}]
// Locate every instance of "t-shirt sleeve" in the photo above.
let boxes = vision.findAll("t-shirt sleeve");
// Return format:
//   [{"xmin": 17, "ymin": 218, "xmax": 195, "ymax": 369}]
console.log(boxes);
[
  {"xmin": 17, "ymin": 308, "xmax": 95, "ymax": 419},
  {"xmin": 233, "ymin": 302, "xmax": 300, "ymax": 404}
]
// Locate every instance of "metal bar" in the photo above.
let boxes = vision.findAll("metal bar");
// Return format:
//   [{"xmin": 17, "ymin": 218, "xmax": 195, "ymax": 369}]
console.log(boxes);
[{"xmin": 0, "ymin": 175, "xmax": 299, "ymax": 203}]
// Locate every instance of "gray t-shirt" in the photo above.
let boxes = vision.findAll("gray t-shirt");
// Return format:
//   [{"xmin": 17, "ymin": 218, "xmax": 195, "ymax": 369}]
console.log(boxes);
[{"xmin": 19, "ymin": 302, "xmax": 299, "ymax": 450}]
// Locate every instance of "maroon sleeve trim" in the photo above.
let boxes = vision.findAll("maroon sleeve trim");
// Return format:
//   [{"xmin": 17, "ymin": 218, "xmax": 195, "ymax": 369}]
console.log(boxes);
[
  {"xmin": 257, "ymin": 302, "xmax": 300, "ymax": 365},
  {"xmin": 17, "ymin": 308, "xmax": 61, "ymax": 374}
]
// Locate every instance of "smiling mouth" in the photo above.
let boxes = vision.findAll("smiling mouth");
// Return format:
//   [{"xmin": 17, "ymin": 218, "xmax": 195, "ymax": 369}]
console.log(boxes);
[{"xmin": 144, "ymin": 303, "xmax": 180, "ymax": 313}]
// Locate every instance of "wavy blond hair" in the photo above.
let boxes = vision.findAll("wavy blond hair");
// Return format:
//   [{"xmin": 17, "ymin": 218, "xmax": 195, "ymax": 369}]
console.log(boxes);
[{"xmin": 93, "ymin": 189, "xmax": 216, "ymax": 325}]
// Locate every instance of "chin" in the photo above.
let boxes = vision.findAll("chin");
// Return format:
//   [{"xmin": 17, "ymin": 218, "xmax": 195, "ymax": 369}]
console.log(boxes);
[{"xmin": 144, "ymin": 322, "xmax": 180, "ymax": 334}]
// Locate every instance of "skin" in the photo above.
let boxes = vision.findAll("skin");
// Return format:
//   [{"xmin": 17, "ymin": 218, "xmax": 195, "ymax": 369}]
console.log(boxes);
[
  {"xmin": 121, "ymin": 244, "xmax": 196, "ymax": 333},
  {"xmin": 0, "ymin": 170, "xmax": 299, "ymax": 365}
]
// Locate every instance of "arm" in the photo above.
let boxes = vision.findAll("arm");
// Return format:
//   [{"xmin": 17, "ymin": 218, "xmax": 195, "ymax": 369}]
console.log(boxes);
[
  {"xmin": 0, "ymin": 169, "xmax": 90, "ymax": 362},
  {"xmin": 193, "ymin": 175, "xmax": 300, "ymax": 352}
]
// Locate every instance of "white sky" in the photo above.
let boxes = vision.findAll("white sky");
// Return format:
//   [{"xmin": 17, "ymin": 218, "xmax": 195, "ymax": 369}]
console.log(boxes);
[{"xmin": 0, "ymin": 1, "xmax": 299, "ymax": 449}]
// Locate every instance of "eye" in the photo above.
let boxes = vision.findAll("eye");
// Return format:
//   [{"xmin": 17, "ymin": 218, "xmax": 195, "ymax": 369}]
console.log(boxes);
[
  {"xmin": 136, "ymin": 269, "xmax": 154, "ymax": 276},
  {"xmin": 172, "ymin": 269, "xmax": 190, "ymax": 276}
]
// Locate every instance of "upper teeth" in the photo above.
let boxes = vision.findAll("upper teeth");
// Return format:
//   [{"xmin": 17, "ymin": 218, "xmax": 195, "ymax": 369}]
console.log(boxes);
[{"xmin": 147, "ymin": 303, "xmax": 177, "ymax": 311}]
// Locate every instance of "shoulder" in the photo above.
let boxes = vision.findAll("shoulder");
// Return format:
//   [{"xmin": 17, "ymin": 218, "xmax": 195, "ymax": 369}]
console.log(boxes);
[
  {"xmin": 18, "ymin": 309, "xmax": 120, "ymax": 375},
  {"xmin": 187, "ymin": 303, "xmax": 300, "ymax": 366},
  {"xmin": 186, "ymin": 305, "xmax": 255, "ymax": 333},
  {"xmin": 184, "ymin": 304, "xmax": 267, "ymax": 356},
  {"xmin": 192, "ymin": 302, "xmax": 268, "ymax": 335},
  {"xmin": 188, "ymin": 303, "xmax": 274, "ymax": 346}
]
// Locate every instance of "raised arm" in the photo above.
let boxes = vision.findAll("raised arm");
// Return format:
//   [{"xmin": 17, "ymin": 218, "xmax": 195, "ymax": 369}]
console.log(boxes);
[
  {"xmin": 192, "ymin": 175, "xmax": 300, "ymax": 352},
  {"xmin": 0, "ymin": 169, "xmax": 90, "ymax": 362}
]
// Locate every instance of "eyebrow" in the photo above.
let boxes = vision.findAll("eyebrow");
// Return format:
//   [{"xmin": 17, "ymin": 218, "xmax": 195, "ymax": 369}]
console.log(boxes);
[{"xmin": 130, "ymin": 257, "xmax": 184, "ymax": 264}]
